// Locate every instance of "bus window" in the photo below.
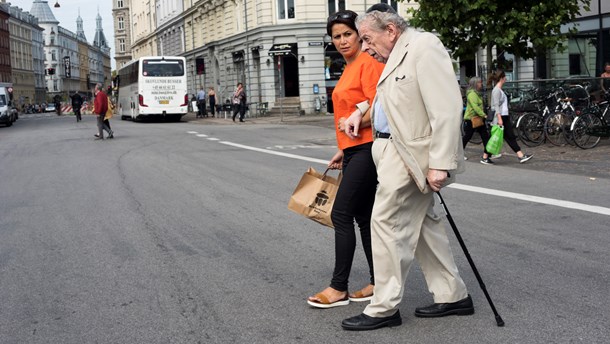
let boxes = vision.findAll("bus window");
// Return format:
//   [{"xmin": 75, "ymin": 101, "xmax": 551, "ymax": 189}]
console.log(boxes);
[{"xmin": 142, "ymin": 59, "xmax": 185, "ymax": 77}]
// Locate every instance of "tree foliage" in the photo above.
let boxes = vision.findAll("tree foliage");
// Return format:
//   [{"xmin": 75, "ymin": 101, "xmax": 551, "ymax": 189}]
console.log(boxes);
[{"xmin": 404, "ymin": 0, "xmax": 590, "ymax": 62}]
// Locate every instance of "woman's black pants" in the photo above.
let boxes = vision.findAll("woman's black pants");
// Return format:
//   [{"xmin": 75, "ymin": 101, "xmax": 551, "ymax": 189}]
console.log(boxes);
[
  {"xmin": 462, "ymin": 119, "xmax": 492, "ymax": 155},
  {"xmin": 330, "ymin": 142, "xmax": 377, "ymax": 292}
]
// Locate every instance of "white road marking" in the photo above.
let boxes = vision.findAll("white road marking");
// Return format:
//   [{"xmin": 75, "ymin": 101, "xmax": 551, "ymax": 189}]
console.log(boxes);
[
  {"xmin": 216, "ymin": 140, "xmax": 610, "ymax": 216},
  {"xmin": 196, "ymin": 134, "xmax": 208, "ymax": 137},
  {"xmin": 220, "ymin": 141, "xmax": 327, "ymax": 164},
  {"xmin": 448, "ymin": 184, "xmax": 610, "ymax": 216},
  {"xmin": 188, "ymin": 132, "xmax": 610, "ymax": 216},
  {"xmin": 187, "ymin": 131, "xmax": 198, "ymax": 134}
]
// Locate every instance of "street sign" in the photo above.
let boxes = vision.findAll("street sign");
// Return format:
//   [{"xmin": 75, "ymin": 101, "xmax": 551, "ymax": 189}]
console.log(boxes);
[{"xmin": 63, "ymin": 56, "xmax": 71, "ymax": 78}]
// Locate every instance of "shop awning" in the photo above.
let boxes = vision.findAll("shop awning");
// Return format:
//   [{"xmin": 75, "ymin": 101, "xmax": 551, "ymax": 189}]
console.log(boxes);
[{"xmin": 268, "ymin": 43, "xmax": 297, "ymax": 56}]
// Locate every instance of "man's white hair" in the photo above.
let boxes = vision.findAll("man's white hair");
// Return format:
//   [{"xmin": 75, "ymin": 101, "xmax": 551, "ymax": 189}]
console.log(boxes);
[{"xmin": 356, "ymin": 10, "xmax": 408, "ymax": 33}]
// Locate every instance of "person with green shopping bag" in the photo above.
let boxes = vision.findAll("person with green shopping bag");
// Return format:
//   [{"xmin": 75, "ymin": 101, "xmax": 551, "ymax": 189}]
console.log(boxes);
[
  {"xmin": 487, "ymin": 70, "xmax": 533, "ymax": 164},
  {"xmin": 462, "ymin": 77, "xmax": 493, "ymax": 164}
]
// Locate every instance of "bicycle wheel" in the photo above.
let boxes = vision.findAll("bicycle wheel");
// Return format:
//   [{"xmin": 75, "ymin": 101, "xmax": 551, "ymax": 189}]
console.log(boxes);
[
  {"xmin": 572, "ymin": 113, "xmax": 602, "ymax": 149},
  {"xmin": 518, "ymin": 112, "xmax": 545, "ymax": 147},
  {"xmin": 544, "ymin": 112, "xmax": 569, "ymax": 146}
]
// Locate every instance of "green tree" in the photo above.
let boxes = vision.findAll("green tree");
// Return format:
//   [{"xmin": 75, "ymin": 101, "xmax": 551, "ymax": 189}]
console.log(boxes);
[{"xmin": 404, "ymin": 0, "xmax": 590, "ymax": 78}]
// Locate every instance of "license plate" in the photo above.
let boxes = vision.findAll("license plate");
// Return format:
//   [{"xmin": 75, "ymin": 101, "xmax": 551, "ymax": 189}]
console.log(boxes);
[{"xmin": 159, "ymin": 100, "xmax": 169, "ymax": 104}]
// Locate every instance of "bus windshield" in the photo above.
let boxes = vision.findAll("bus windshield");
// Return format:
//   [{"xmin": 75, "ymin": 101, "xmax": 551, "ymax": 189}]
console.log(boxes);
[{"xmin": 142, "ymin": 59, "xmax": 185, "ymax": 77}]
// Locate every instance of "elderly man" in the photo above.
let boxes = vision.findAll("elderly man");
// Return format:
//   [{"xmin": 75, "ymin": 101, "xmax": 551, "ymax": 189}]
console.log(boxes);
[
  {"xmin": 93, "ymin": 83, "xmax": 108, "ymax": 140},
  {"xmin": 341, "ymin": 6, "xmax": 472, "ymax": 331}
]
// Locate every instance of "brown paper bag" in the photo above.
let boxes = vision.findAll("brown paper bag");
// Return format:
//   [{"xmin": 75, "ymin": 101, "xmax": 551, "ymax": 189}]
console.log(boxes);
[{"xmin": 287, "ymin": 167, "xmax": 341, "ymax": 228}]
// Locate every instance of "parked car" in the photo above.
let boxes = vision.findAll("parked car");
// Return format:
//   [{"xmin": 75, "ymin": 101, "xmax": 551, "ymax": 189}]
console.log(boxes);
[
  {"xmin": 45, "ymin": 103, "xmax": 56, "ymax": 112},
  {"xmin": 0, "ymin": 88, "xmax": 17, "ymax": 127}
]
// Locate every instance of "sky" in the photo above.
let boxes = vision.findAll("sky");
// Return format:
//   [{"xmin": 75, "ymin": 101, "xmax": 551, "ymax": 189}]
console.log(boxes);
[{"xmin": 9, "ymin": 0, "xmax": 116, "ymax": 69}]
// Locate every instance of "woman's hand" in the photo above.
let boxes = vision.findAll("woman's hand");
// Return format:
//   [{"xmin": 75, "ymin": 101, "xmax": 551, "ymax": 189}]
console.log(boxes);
[
  {"xmin": 328, "ymin": 150, "xmax": 344, "ymax": 170},
  {"xmin": 337, "ymin": 117, "xmax": 347, "ymax": 132},
  {"xmin": 497, "ymin": 114, "xmax": 503, "ymax": 127}
]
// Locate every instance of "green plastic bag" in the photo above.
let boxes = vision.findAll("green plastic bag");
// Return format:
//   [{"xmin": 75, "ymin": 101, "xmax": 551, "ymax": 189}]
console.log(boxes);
[{"xmin": 486, "ymin": 125, "xmax": 504, "ymax": 155}]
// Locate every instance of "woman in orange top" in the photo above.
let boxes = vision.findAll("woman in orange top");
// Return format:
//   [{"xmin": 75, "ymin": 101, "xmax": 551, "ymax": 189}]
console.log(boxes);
[{"xmin": 307, "ymin": 10, "xmax": 384, "ymax": 309}]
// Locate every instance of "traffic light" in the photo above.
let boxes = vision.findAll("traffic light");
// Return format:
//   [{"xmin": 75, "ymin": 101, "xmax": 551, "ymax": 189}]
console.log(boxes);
[{"xmin": 47, "ymin": 68, "xmax": 55, "ymax": 75}]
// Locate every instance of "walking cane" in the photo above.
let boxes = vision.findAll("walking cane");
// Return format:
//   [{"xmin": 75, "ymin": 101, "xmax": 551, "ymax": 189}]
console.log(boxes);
[{"xmin": 436, "ymin": 190, "xmax": 505, "ymax": 327}]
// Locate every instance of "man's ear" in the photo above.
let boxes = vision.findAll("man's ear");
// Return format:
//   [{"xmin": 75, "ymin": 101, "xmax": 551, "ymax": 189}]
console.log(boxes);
[{"xmin": 386, "ymin": 23, "xmax": 399, "ymax": 41}]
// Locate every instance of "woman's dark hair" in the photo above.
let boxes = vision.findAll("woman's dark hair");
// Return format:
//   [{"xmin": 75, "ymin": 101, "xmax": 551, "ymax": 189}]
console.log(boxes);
[
  {"xmin": 487, "ymin": 69, "xmax": 506, "ymax": 87},
  {"xmin": 326, "ymin": 10, "xmax": 358, "ymax": 36}
]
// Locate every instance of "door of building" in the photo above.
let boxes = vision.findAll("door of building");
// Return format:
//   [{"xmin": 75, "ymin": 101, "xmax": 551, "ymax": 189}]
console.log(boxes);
[{"xmin": 283, "ymin": 55, "xmax": 299, "ymax": 97}]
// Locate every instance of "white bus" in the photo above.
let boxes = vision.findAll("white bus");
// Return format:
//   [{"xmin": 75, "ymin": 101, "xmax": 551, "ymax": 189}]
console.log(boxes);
[{"xmin": 116, "ymin": 56, "xmax": 188, "ymax": 121}]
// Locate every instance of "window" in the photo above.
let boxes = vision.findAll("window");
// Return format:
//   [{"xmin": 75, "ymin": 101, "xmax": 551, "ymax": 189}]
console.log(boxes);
[
  {"xmin": 117, "ymin": 0, "xmax": 124, "ymax": 8},
  {"xmin": 569, "ymin": 54, "xmax": 581, "ymax": 75},
  {"xmin": 328, "ymin": 0, "xmax": 345, "ymax": 15},
  {"xmin": 142, "ymin": 59, "xmax": 185, "ymax": 77},
  {"xmin": 380, "ymin": 0, "xmax": 398, "ymax": 11},
  {"xmin": 119, "ymin": 39, "xmax": 125, "ymax": 52},
  {"xmin": 51, "ymin": 50, "xmax": 56, "ymax": 61},
  {"xmin": 277, "ymin": 0, "xmax": 295, "ymax": 20},
  {"xmin": 118, "ymin": 17, "xmax": 124, "ymax": 30}
]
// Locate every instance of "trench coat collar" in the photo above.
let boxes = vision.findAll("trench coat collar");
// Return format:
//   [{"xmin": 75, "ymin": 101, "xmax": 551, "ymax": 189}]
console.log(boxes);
[{"xmin": 377, "ymin": 28, "xmax": 416, "ymax": 86}]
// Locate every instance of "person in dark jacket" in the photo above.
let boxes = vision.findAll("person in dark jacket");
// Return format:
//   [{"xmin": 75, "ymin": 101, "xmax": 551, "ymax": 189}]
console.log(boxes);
[{"xmin": 71, "ymin": 92, "xmax": 83, "ymax": 122}]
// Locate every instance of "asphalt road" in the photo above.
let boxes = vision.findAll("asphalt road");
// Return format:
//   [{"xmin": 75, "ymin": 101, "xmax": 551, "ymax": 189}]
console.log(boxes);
[{"xmin": 1, "ymin": 114, "xmax": 609, "ymax": 343}]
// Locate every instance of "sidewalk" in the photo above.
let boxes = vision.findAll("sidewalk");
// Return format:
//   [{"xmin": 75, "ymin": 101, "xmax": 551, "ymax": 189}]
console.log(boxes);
[{"xmin": 185, "ymin": 112, "xmax": 610, "ymax": 179}]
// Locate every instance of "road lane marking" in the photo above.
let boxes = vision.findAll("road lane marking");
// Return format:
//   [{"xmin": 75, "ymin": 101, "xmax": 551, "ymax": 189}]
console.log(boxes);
[
  {"xmin": 207, "ymin": 138, "xmax": 220, "ymax": 141},
  {"xmin": 218, "ymin": 140, "xmax": 610, "ymax": 216},
  {"xmin": 187, "ymin": 131, "xmax": 198, "ymax": 134},
  {"xmin": 196, "ymin": 134, "xmax": 208, "ymax": 137},
  {"xmin": 448, "ymin": 184, "xmax": 610, "ymax": 216}
]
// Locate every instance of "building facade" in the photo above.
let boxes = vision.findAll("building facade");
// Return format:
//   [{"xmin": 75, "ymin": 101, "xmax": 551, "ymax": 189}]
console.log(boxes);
[
  {"xmin": 30, "ymin": 0, "xmax": 111, "ymax": 101},
  {"xmin": 131, "ymin": 0, "xmax": 157, "ymax": 59},
  {"xmin": 113, "ymin": 0, "xmax": 133, "ymax": 69},
  {"xmin": 6, "ymin": 4, "xmax": 44, "ymax": 105},
  {"xmin": 0, "ymin": 2, "xmax": 11, "ymax": 84},
  {"xmin": 128, "ymin": 0, "xmax": 414, "ymax": 114}
]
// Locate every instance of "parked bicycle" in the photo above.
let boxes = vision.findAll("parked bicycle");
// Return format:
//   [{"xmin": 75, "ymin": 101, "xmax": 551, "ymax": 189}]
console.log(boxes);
[{"xmin": 570, "ymin": 91, "xmax": 610, "ymax": 149}]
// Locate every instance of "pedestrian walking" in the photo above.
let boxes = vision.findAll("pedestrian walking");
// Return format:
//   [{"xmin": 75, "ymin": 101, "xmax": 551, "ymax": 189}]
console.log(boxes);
[
  {"xmin": 208, "ymin": 87, "xmax": 216, "ymax": 118},
  {"xmin": 232, "ymin": 82, "xmax": 246, "ymax": 122},
  {"xmin": 306, "ymin": 10, "xmax": 384, "ymax": 309},
  {"xmin": 488, "ymin": 70, "xmax": 532, "ymax": 163},
  {"xmin": 93, "ymin": 83, "xmax": 108, "ymax": 140},
  {"xmin": 341, "ymin": 4, "xmax": 473, "ymax": 331},
  {"xmin": 71, "ymin": 92, "xmax": 83, "ymax": 122},
  {"xmin": 103, "ymin": 91, "xmax": 115, "ymax": 139},
  {"xmin": 462, "ymin": 77, "xmax": 493, "ymax": 164},
  {"xmin": 196, "ymin": 87, "xmax": 206, "ymax": 118}
]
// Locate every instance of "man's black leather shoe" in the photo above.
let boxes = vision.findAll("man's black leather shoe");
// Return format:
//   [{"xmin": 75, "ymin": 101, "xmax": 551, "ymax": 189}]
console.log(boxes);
[
  {"xmin": 414, "ymin": 295, "xmax": 474, "ymax": 318},
  {"xmin": 341, "ymin": 311, "xmax": 402, "ymax": 331}
]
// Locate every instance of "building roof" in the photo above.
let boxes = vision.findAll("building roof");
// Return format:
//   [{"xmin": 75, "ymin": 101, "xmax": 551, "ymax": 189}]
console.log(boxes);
[
  {"xmin": 30, "ymin": 0, "xmax": 58, "ymax": 24},
  {"xmin": 93, "ymin": 12, "xmax": 108, "ymax": 49}
]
